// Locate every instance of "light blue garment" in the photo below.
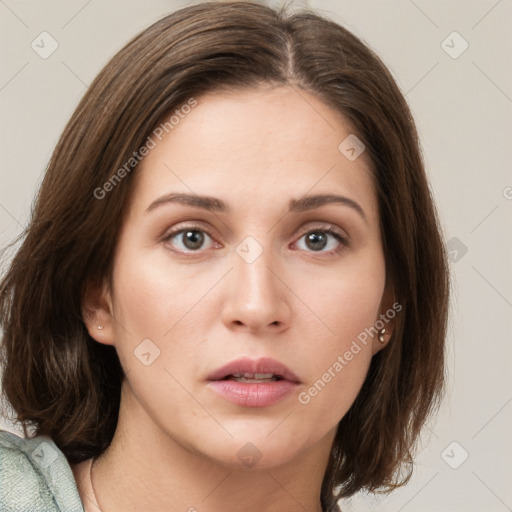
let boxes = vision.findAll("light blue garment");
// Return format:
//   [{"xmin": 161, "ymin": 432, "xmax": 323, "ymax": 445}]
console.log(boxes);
[{"xmin": 0, "ymin": 429, "xmax": 85, "ymax": 512}]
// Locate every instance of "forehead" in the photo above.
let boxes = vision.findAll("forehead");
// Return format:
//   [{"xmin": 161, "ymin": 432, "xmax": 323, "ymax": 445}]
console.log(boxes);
[{"xmin": 130, "ymin": 85, "xmax": 377, "ymax": 221}]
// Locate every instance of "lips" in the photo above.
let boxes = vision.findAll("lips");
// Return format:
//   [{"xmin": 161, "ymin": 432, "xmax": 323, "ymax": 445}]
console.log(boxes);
[
  {"xmin": 206, "ymin": 356, "xmax": 301, "ymax": 407},
  {"xmin": 207, "ymin": 357, "xmax": 301, "ymax": 383}
]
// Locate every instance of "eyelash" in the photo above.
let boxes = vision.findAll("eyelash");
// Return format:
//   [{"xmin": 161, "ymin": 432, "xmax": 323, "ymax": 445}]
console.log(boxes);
[{"xmin": 162, "ymin": 223, "xmax": 350, "ymax": 257}]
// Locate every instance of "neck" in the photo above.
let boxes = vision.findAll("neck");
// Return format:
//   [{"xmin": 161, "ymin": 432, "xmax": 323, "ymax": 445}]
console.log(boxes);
[{"xmin": 87, "ymin": 380, "xmax": 334, "ymax": 512}]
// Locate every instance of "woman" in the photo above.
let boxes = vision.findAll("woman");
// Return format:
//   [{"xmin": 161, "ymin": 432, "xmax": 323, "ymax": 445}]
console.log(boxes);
[{"xmin": 0, "ymin": 1, "xmax": 450, "ymax": 511}]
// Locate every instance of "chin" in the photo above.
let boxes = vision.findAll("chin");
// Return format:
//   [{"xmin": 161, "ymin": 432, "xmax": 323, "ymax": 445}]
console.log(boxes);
[{"xmin": 199, "ymin": 431, "xmax": 313, "ymax": 471}]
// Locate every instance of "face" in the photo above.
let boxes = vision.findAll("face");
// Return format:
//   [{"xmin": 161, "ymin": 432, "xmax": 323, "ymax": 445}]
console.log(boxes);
[{"xmin": 86, "ymin": 85, "xmax": 393, "ymax": 469}]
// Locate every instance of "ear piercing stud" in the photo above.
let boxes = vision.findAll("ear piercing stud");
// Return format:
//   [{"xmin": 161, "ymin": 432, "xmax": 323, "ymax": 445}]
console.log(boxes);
[
  {"xmin": 378, "ymin": 328, "xmax": 386, "ymax": 343},
  {"xmin": 97, "ymin": 324, "xmax": 103, "ymax": 330}
]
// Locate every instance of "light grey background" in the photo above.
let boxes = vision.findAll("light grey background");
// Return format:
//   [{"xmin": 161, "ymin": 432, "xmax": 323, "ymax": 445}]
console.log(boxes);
[{"xmin": 1, "ymin": 1, "xmax": 511, "ymax": 511}]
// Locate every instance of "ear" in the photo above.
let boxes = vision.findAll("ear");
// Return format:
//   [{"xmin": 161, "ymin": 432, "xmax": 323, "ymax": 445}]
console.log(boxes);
[
  {"xmin": 82, "ymin": 277, "xmax": 116, "ymax": 346},
  {"xmin": 371, "ymin": 277, "xmax": 398, "ymax": 355}
]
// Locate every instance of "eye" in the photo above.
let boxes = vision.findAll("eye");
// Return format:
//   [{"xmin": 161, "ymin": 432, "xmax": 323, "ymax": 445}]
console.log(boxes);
[
  {"xmin": 163, "ymin": 227, "xmax": 215, "ymax": 253},
  {"xmin": 294, "ymin": 226, "xmax": 349, "ymax": 255},
  {"xmin": 162, "ymin": 223, "xmax": 349, "ymax": 256}
]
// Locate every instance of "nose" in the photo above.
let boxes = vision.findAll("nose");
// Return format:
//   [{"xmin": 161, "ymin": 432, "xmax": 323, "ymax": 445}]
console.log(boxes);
[{"xmin": 221, "ymin": 239, "xmax": 291, "ymax": 334}]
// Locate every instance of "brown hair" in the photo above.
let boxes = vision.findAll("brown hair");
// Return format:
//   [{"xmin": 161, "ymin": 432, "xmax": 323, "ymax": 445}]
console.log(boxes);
[{"xmin": 0, "ymin": 1, "xmax": 449, "ymax": 509}]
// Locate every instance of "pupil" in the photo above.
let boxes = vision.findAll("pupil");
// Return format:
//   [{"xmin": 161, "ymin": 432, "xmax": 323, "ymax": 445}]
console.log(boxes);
[
  {"xmin": 306, "ymin": 232, "xmax": 327, "ymax": 251},
  {"xmin": 184, "ymin": 230, "xmax": 204, "ymax": 250}
]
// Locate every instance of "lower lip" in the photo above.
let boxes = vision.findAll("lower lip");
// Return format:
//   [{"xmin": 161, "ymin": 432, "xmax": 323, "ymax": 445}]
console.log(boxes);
[{"xmin": 207, "ymin": 379, "xmax": 299, "ymax": 407}]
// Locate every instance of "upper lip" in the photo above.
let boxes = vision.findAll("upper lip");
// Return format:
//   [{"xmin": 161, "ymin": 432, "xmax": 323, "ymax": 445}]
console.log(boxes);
[{"xmin": 207, "ymin": 357, "xmax": 301, "ymax": 383}]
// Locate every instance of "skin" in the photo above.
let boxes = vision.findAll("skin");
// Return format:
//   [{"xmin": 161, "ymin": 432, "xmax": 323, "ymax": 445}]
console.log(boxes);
[{"xmin": 73, "ymin": 84, "xmax": 394, "ymax": 512}]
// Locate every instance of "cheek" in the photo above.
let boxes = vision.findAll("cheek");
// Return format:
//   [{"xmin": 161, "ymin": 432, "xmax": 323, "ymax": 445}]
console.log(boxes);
[
  {"xmin": 296, "ymin": 251, "xmax": 385, "ymax": 349},
  {"xmin": 108, "ymin": 250, "xmax": 206, "ymax": 414},
  {"xmin": 294, "ymin": 295, "xmax": 378, "ymax": 433},
  {"xmin": 110, "ymin": 246, "xmax": 199, "ymax": 338},
  {"xmin": 293, "ymin": 253, "xmax": 384, "ymax": 410},
  {"xmin": 109, "ymin": 245, "xmax": 214, "ymax": 386}
]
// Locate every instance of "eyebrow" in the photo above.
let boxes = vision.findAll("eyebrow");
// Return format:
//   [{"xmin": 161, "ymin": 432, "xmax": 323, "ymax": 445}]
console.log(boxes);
[{"xmin": 146, "ymin": 192, "xmax": 367, "ymax": 223}]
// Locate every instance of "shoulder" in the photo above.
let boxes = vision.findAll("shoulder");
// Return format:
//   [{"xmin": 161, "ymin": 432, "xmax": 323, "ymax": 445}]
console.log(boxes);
[{"xmin": 0, "ymin": 429, "xmax": 85, "ymax": 512}]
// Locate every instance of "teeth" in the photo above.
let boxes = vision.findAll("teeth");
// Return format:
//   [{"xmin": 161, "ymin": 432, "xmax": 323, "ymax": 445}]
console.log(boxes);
[
  {"xmin": 254, "ymin": 372, "xmax": 274, "ymax": 379},
  {"xmin": 232, "ymin": 372, "xmax": 275, "ymax": 379},
  {"xmin": 231, "ymin": 376, "xmax": 278, "ymax": 383},
  {"xmin": 228, "ymin": 372, "xmax": 279, "ymax": 383}
]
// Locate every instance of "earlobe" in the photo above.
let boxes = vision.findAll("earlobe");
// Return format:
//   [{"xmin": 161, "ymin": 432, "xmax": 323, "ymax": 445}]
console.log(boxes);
[
  {"xmin": 81, "ymin": 279, "xmax": 116, "ymax": 346},
  {"xmin": 372, "ymin": 326, "xmax": 392, "ymax": 355},
  {"xmin": 372, "ymin": 280, "xmax": 397, "ymax": 355}
]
